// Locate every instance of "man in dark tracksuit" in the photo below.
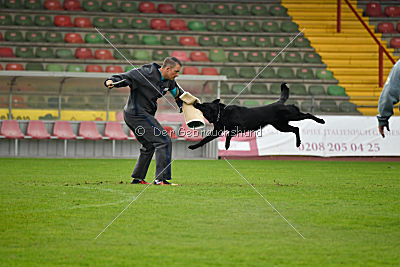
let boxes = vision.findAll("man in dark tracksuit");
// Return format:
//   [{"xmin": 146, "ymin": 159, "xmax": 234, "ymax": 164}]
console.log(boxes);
[{"xmin": 105, "ymin": 57, "xmax": 184, "ymax": 185}]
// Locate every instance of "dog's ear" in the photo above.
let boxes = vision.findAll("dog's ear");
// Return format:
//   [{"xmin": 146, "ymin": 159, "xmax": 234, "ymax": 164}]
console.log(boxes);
[{"xmin": 212, "ymin": 99, "xmax": 220, "ymax": 104}]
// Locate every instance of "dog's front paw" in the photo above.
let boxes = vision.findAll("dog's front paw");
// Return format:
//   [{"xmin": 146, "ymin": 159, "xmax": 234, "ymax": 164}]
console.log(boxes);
[
  {"xmin": 317, "ymin": 118, "xmax": 325, "ymax": 124},
  {"xmin": 188, "ymin": 144, "xmax": 199, "ymax": 150}
]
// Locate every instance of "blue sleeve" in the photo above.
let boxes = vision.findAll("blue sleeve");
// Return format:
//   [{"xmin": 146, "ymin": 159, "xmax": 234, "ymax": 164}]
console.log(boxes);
[{"xmin": 169, "ymin": 87, "xmax": 178, "ymax": 98}]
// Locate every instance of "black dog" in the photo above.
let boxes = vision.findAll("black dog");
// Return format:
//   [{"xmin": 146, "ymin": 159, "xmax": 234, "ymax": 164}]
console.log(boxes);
[{"xmin": 188, "ymin": 83, "xmax": 325, "ymax": 150}]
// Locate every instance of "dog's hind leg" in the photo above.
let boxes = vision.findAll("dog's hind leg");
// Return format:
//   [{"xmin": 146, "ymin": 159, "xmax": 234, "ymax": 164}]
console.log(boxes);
[{"xmin": 272, "ymin": 122, "xmax": 301, "ymax": 147}]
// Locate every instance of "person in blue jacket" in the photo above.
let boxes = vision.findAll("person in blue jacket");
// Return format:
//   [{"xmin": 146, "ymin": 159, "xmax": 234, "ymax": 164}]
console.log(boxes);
[{"xmin": 377, "ymin": 60, "xmax": 400, "ymax": 138}]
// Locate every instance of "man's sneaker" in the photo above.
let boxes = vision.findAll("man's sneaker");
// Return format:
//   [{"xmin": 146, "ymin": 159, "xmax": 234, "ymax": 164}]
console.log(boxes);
[
  {"xmin": 154, "ymin": 179, "xmax": 179, "ymax": 186},
  {"xmin": 131, "ymin": 178, "xmax": 151, "ymax": 185}
]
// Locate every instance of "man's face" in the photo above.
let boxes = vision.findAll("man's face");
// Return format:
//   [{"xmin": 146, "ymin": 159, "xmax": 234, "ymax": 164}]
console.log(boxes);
[{"xmin": 163, "ymin": 65, "xmax": 181, "ymax": 80}]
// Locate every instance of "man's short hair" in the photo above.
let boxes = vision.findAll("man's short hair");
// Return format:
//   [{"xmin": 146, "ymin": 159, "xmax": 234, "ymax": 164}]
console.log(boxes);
[{"xmin": 162, "ymin": 57, "xmax": 182, "ymax": 68}]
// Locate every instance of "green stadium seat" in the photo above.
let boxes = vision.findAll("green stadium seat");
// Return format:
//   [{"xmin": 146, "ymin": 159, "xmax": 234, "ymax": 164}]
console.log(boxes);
[
  {"xmin": 262, "ymin": 21, "xmax": 279, "ymax": 32},
  {"xmin": 120, "ymin": 1, "xmax": 137, "ymax": 12},
  {"xmin": 5, "ymin": 30, "xmax": 24, "ymax": 42},
  {"xmin": 83, "ymin": 0, "xmax": 100, "ymax": 11},
  {"xmin": 255, "ymin": 36, "xmax": 271, "ymax": 47},
  {"xmin": 281, "ymin": 21, "xmax": 298, "ymax": 33},
  {"xmin": 309, "ymin": 85, "xmax": 326, "ymax": 95},
  {"xmin": 300, "ymin": 100, "xmax": 316, "ymax": 113},
  {"xmin": 207, "ymin": 20, "xmax": 224, "ymax": 31},
  {"xmin": 161, "ymin": 35, "xmax": 179, "ymax": 46},
  {"xmin": 93, "ymin": 17, "xmax": 111, "ymax": 28},
  {"xmin": 237, "ymin": 36, "xmax": 254, "ymax": 47},
  {"xmin": 270, "ymin": 83, "xmax": 281, "ymax": 95},
  {"xmin": 106, "ymin": 33, "xmax": 122, "ymax": 44},
  {"xmin": 176, "ymin": 3, "xmax": 194, "ymax": 14},
  {"xmin": 213, "ymin": 4, "xmax": 230, "ymax": 15},
  {"xmin": 16, "ymin": 47, "xmax": 35, "ymax": 58},
  {"xmin": 153, "ymin": 50, "xmax": 169, "ymax": 61},
  {"xmin": 228, "ymin": 51, "xmax": 245, "ymax": 62},
  {"xmin": 304, "ymin": 53, "xmax": 322, "ymax": 64},
  {"xmin": 26, "ymin": 62, "xmax": 44, "ymax": 71},
  {"xmin": 232, "ymin": 84, "xmax": 250, "ymax": 94},
  {"xmin": 112, "ymin": 17, "xmax": 129, "ymax": 29},
  {"xmin": 125, "ymin": 65, "xmax": 139, "ymax": 72},
  {"xmin": 195, "ymin": 3, "xmax": 212, "ymax": 15},
  {"xmin": 46, "ymin": 64, "xmax": 64, "ymax": 72},
  {"xmin": 25, "ymin": 0, "xmax": 42, "ymax": 9},
  {"xmin": 66, "ymin": 65, "xmax": 84, "ymax": 72},
  {"xmin": 243, "ymin": 21, "xmax": 261, "ymax": 32},
  {"xmin": 102, "ymin": 1, "xmax": 119, "ymax": 12},
  {"xmin": 15, "ymin": 15, "xmax": 33, "ymax": 26},
  {"xmin": 251, "ymin": 84, "xmax": 268, "ymax": 94},
  {"xmin": 290, "ymin": 84, "xmax": 308, "ymax": 95},
  {"xmin": 296, "ymin": 68, "xmax": 314, "ymax": 79},
  {"xmin": 34, "ymin": 15, "xmax": 52, "ymax": 26},
  {"xmin": 263, "ymin": 100, "xmax": 275, "ymax": 105},
  {"xmin": 123, "ymin": 33, "xmax": 140, "ymax": 44},
  {"xmin": 339, "ymin": 102, "xmax": 358, "ymax": 113},
  {"xmin": 114, "ymin": 49, "xmax": 132, "ymax": 60},
  {"xmin": 45, "ymin": 32, "xmax": 63, "ymax": 43},
  {"xmin": 327, "ymin": 85, "xmax": 347, "ymax": 96},
  {"xmin": 131, "ymin": 18, "xmax": 150, "ymax": 29},
  {"xmin": 142, "ymin": 35, "xmax": 161, "ymax": 45},
  {"xmin": 5, "ymin": 0, "xmax": 23, "ymax": 9},
  {"xmin": 294, "ymin": 37, "xmax": 311, "ymax": 48},
  {"xmin": 36, "ymin": 47, "xmax": 54, "ymax": 58},
  {"xmin": 277, "ymin": 68, "xmax": 295, "ymax": 79},
  {"xmin": 269, "ymin": 5, "xmax": 287, "ymax": 16},
  {"xmin": 56, "ymin": 49, "xmax": 74, "ymax": 58},
  {"xmin": 243, "ymin": 100, "xmax": 259, "ymax": 107},
  {"xmin": 316, "ymin": 69, "xmax": 335, "ymax": 80},
  {"xmin": 232, "ymin": 4, "xmax": 249, "ymax": 15},
  {"xmin": 319, "ymin": 100, "xmax": 338, "ymax": 112},
  {"xmin": 85, "ymin": 33, "xmax": 103, "ymax": 44},
  {"xmin": 218, "ymin": 36, "xmax": 235, "ymax": 47},
  {"xmin": 259, "ymin": 68, "xmax": 276, "ymax": 78},
  {"xmin": 222, "ymin": 98, "xmax": 240, "ymax": 105},
  {"xmin": 284, "ymin": 52, "xmax": 302, "ymax": 63},
  {"xmin": 225, "ymin": 21, "xmax": 242, "ymax": 32},
  {"xmin": 219, "ymin": 83, "xmax": 231, "ymax": 94},
  {"xmin": 251, "ymin": 4, "xmax": 268, "ymax": 16},
  {"xmin": 133, "ymin": 50, "xmax": 151, "ymax": 61},
  {"xmin": 26, "ymin": 31, "xmax": 44, "ymax": 42},
  {"xmin": 274, "ymin": 37, "xmax": 290, "ymax": 47},
  {"xmin": 0, "ymin": 14, "xmax": 12, "ymax": 25},
  {"xmin": 209, "ymin": 48, "xmax": 227, "ymax": 62},
  {"xmin": 266, "ymin": 52, "xmax": 283, "ymax": 62},
  {"xmin": 199, "ymin": 36, "xmax": 216, "ymax": 46},
  {"xmin": 220, "ymin": 67, "xmax": 237, "ymax": 78},
  {"xmin": 188, "ymin": 21, "xmax": 207, "ymax": 31},
  {"xmin": 239, "ymin": 67, "xmax": 256, "ymax": 78},
  {"xmin": 247, "ymin": 51, "xmax": 264, "ymax": 62},
  {"xmin": 286, "ymin": 99, "xmax": 299, "ymax": 106}
]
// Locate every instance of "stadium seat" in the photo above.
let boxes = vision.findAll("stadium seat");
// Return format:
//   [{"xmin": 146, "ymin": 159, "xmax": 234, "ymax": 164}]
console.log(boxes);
[
  {"xmin": 262, "ymin": 21, "xmax": 280, "ymax": 32},
  {"xmin": 384, "ymin": 6, "xmax": 400, "ymax": 17},
  {"xmin": 251, "ymin": 84, "xmax": 268, "ymax": 94},
  {"xmin": 131, "ymin": 18, "xmax": 150, "ymax": 29},
  {"xmin": 269, "ymin": 5, "xmax": 287, "ymax": 16},
  {"xmin": 15, "ymin": 15, "xmax": 33, "ymax": 26},
  {"xmin": 239, "ymin": 67, "xmax": 256, "ymax": 78},
  {"xmin": 214, "ymin": 4, "xmax": 230, "ymax": 15},
  {"xmin": 217, "ymin": 36, "xmax": 235, "ymax": 46},
  {"xmin": 365, "ymin": 3, "xmax": 384, "ymax": 17},
  {"xmin": 251, "ymin": 4, "xmax": 267, "ymax": 16},
  {"xmin": 259, "ymin": 68, "xmax": 276, "ymax": 78},
  {"xmin": 66, "ymin": 64, "xmax": 84, "ymax": 72},
  {"xmin": 93, "ymin": 17, "xmax": 111, "ymax": 28},
  {"xmin": 183, "ymin": 67, "xmax": 200, "ymax": 75},
  {"xmin": 397, "ymin": 23, "xmax": 400, "ymax": 33},
  {"xmin": 0, "ymin": 15, "xmax": 12, "ymax": 25},
  {"xmin": 95, "ymin": 49, "xmax": 114, "ymax": 60},
  {"xmin": 198, "ymin": 36, "xmax": 216, "ymax": 46},
  {"xmin": 104, "ymin": 121, "xmax": 128, "ymax": 140},
  {"xmin": 133, "ymin": 50, "xmax": 151, "ymax": 61},
  {"xmin": 190, "ymin": 51, "xmax": 209, "ymax": 62},
  {"xmin": 225, "ymin": 21, "xmax": 242, "ymax": 32},
  {"xmin": 247, "ymin": 51, "xmax": 264, "ymax": 62},
  {"xmin": 34, "ymin": 15, "xmax": 52, "ymax": 26},
  {"xmin": 106, "ymin": 66, "xmax": 123, "ymax": 73},
  {"xmin": 1, "ymin": 120, "xmax": 24, "ymax": 139},
  {"xmin": 390, "ymin": 38, "xmax": 400, "ymax": 48},
  {"xmin": 120, "ymin": 1, "xmax": 137, "ymax": 12},
  {"xmin": 304, "ymin": 52, "xmax": 322, "ymax": 63},
  {"xmin": 269, "ymin": 84, "xmax": 281, "ymax": 95},
  {"xmin": 266, "ymin": 51, "xmax": 283, "ymax": 62},
  {"xmin": 113, "ymin": 49, "xmax": 131, "ymax": 60},
  {"xmin": 123, "ymin": 33, "xmax": 140, "ymax": 44},
  {"xmin": 309, "ymin": 85, "xmax": 326, "ymax": 95},
  {"xmin": 158, "ymin": 35, "xmax": 176, "ymax": 46},
  {"xmin": 294, "ymin": 37, "xmax": 311, "ymax": 48},
  {"xmin": 274, "ymin": 37, "xmax": 290, "ymax": 47},
  {"xmin": 277, "ymin": 68, "xmax": 295, "ymax": 79},
  {"xmin": 158, "ymin": 3, "xmax": 175, "ymax": 14},
  {"xmin": 56, "ymin": 48, "xmax": 74, "ymax": 58},
  {"xmin": 327, "ymin": 85, "xmax": 346, "ymax": 96},
  {"xmin": 79, "ymin": 121, "xmax": 102, "ymax": 140},
  {"xmin": 320, "ymin": 100, "xmax": 338, "ymax": 112},
  {"xmin": 26, "ymin": 31, "xmax": 44, "ymax": 42},
  {"xmin": 5, "ymin": 0, "xmax": 23, "ymax": 8},
  {"xmin": 54, "ymin": 15, "xmax": 73, "ymax": 27},
  {"xmin": 107, "ymin": 33, "xmax": 122, "ymax": 44},
  {"xmin": 290, "ymin": 84, "xmax": 308, "ymax": 95},
  {"xmin": 64, "ymin": 0, "xmax": 82, "ymax": 10},
  {"xmin": 255, "ymin": 37, "xmax": 271, "ymax": 47},
  {"xmin": 300, "ymin": 100, "xmax": 315, "ymax": 113},
  {"xmin": 75, "ymin": 48, "xmax": 94, "ymax": 59},
  {"xmin": 316, "ymin": 69, "xmax": 335, "ymax": 80},
  {"xmin": 231, "ymin": 84, "xmax": 249, "ymax": 94},
  {"xmin": 170, "ymin": 19, "xmax": 188, "ymax": 30},
  {"xmin": 209, "ymin": 48, "xmax": 227, "ymax": 62},
  {"xmin": 218, "ymin": 83, "xmax": 230, "ymax": 94},
  {"xmin": 53, "ymin": 121, "xmax": 76, "ymax": 140},
  {"xmin": 0, "ymin": 64, "xmax": 2, "ymax": 70},
  {"xmin": 201, "ymin": 67, "xmax": 218, "ymax": 75},
  {"xmin": 142, "ymin": 35, "xmax": 161, "ymax": 45},
  {"xmin": 207, "ymin": 20, "xmax": 224, "ymax": 32},
  {"xmin": 65, "ymin": 33, "xmax": 84, "ymax": 43},
  {"xmin": 5, "ymin": 31, "xmax": 24, "ymax": 42},
  {"xmin": 281, "ymin": 21, "xmax": 298, "ymax": 32},
  {"xmin": 74, "ymin": 17, "xmax": 92, "ymax": 28},
  {"xmin": 232, "ymin": 4, "xmax": 249, "ymax": 15},
  {"xmin": 46, "ymin": 64, "xmax": 64, "ymax": 71},
  {"xmin": 27, "ymin": 121, "xmax": 51, "ymax": 139},
  {"xmin": 339, "ymin": 102, "xmax": 358, "ymax": 113},
  {"xmin": 86, "ymin": 65, "xmax": 103, "ymax": 72},
  {"xmin": 44, "ymin": 0, "xmax": 63, "ymax": 10},
  {"xmin": 179, "ymin": 36, "xmax": 198, "ymax": 46},
  {"xmin": 284, "ymin": 52, "xmax": 302, "ymax": 63},
  {"xmin": 16, "ymin": 47, "xmax": 35, "ymax": 58},
  {"xmin": 102, "ymin": 0, "xmax": 119, "ymax": 12},
  {"xmin": 153, "ymin": 50, "xmax": 169, "ymax": 61},
  {"xmin": 139, "ymin": 2, "xmax": 157, "ymax": 13},
  {"xmin": 82, "ymin": 0, "xmax": 100, "ymax": 11},
  {"xmin": 85, "ymin": 33, "xmax": 103, "ymax": 44},
  {"xmin": 112, "ymin": 17, "xmax": 129, "ymax": 29},
  {"xmin": 242, "ymin": 100, "xmax": 259, "ymax": 107},
  {"xmin": 377, "ymin": 22, "xmax": 396, "ymax": 33},
  {"xmin": 220, "ymin": 67, "xmax": 237, "ymax": 78},
  {"xmin": 243, "ymin": 21, "xmax": 261, "ymax": 32},
  {"xmin": 237, "ymin": 36, "xmax": 254, "ymax": 47},
  {"xmin": 195, "ymin": 3, "xmax": 212, "ymax": 15},
  {"xmin": 188, "ymin": 21, "xmax": 207, "ymax": 31},
  {"xmin": 171, "ymin": 51, "xmax": 190, "ymax": 62},
  {"xmin": 176, "ymin": 3, "xmax": 194, "ymax": 14},
  {"xmin": 296, "ymin": 68, "xmax": 314, "ymax": 79},
  {"xmin": 26, "ymin": 62, "xmax": 44, "ymax": 71}
]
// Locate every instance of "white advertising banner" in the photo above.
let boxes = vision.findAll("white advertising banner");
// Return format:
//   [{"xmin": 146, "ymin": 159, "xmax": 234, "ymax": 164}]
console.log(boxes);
[{"xmin": 255, "ymin": 116, "xmax": 400, "ymax": 157}]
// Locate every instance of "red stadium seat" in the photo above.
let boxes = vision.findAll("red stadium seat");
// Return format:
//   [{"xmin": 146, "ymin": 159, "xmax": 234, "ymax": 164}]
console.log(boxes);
[
  {"xmin": 1, "ymin": 120, "xmax": 24, "ymax": 139},
  {"xmin": 377, "ymin": 22, "xmax": 396, "ymax": 33},
  {"xmin": 151, "ymin": 19, "xmax": 169, "ymax": 30},
  {"xmin": 390, "ymin": 38, "xmax": 400, "ymax": 48},
  {"xmin": 0, "ymin": 32, "xmax": 3, "ymax": 41},
  {"xmin": 53, "ymin": 121, "xmax": 76, "ymax": 139},
  {"xmin": 139, "ymin": 2, "xmax": 158, "ymax": 13},
  {"xmin": 163, "ymin": 125, "xmax": 178, "ymax": 139},
  {"xmin": 86, "ymin": 65, "xmax": 103, "ymax": 72},
  {"xmin": 182, "ymin": 67, "xmax": 200, "ymax": 75},
  {"xmin": 397, "ymin": 23, "xmax": 400, "ymax": 33},
  {"xmin": 75, "ymin": 48, "xmax": 94, "ymax": 59},
  {"xmin": 95, "ymin": 49, "xmax": 114, "ymax": 60},
  {"xmin": 179, "ymin": 36, "xmax": 198, "ymax": 46},
  {"xmin": 27, "ymin": 120, "xmax": 51, "ymax": 139},
  {"xmin": 158, "ymin": 4, "xmax": 176, "ymax": 14},
  {"xmin": 0, "ymin": 47, "xmax": 15, "ymax": 57},
  {"xmin": 365, "ymin": 3, "xmax": 384, "ymax": 17},
  {"xmin": 64, "ymin": 0, "xmax": 82, "ymax": 10},
  {"xmin": 129, "ymin": 130, "xmax": 137, "ymax": 140},
  {"xmin": 65, "ymin": 33, "xmax": 84, "ymax": 43},
  {"xmin": 385, "ymin": 6, "xmax": 400, "ymax": 17},
  {"xmin": 0, "ymin": 64, "xmax": 2, "ymax": 70},
  {"xmin": 54, "ymin": 15, "xmax": 73, "ymax": 27},
  {"xmin": 79, "ymin": 121, "xmax": 102, "ymax": 140},
  {"xmin": 106, "ymin": 66, "xmax": 123, "ymax": 73},
  {"xmin": 44, "ymin": 0, "xmax": 63, "ymax": 10},
  {"xmin": 6, "ymin": 63, "xmax": 24, "ymax": 71},
  {"xmin": 190, "ymin": 51, "xmax": 209, "ymax": 62},
  {"xmin": 104, "ymin": 121, "xmax": 128, "ymax": 140},
  {"xmin": 201, "ymin": 67, "xmax": 218, "ymax": 75},
  {"xmin": 74, "ymin": 17, "xmax": 92, "ymax": 28},
  {"xmin": 171, "ymin": 51, "xmax": 190, "ymax": 62},
  {"xmin": 170, "ymin": 19, "xmax": 188, "ymax": 31}
]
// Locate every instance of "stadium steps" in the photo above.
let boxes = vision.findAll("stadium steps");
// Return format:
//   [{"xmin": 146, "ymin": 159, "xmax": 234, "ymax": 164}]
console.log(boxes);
[{"xmin": 281, "ymin": 0, "xmax": 399, "ymax": 116}]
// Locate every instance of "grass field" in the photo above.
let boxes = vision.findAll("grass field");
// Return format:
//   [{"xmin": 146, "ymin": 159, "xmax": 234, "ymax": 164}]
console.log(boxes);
[{"xmin": 0, "ymin": 158, "xmax": 399, "ymax": 266}]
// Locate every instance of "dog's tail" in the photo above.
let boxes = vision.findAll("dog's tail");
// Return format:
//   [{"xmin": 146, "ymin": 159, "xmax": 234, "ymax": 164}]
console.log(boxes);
[{"xmin": 278, "ymin": 83, "xmax": 289, "ymax": 103}]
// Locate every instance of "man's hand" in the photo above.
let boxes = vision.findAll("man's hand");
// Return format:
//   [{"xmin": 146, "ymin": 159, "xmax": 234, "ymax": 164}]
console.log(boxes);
[
  {"xmin": 379, "ymin": 124, "xmax": 390, "ymax": 138},
  {"xmin": 105, "ymin": 80, "xmax": 114, "ymax": 89}
]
